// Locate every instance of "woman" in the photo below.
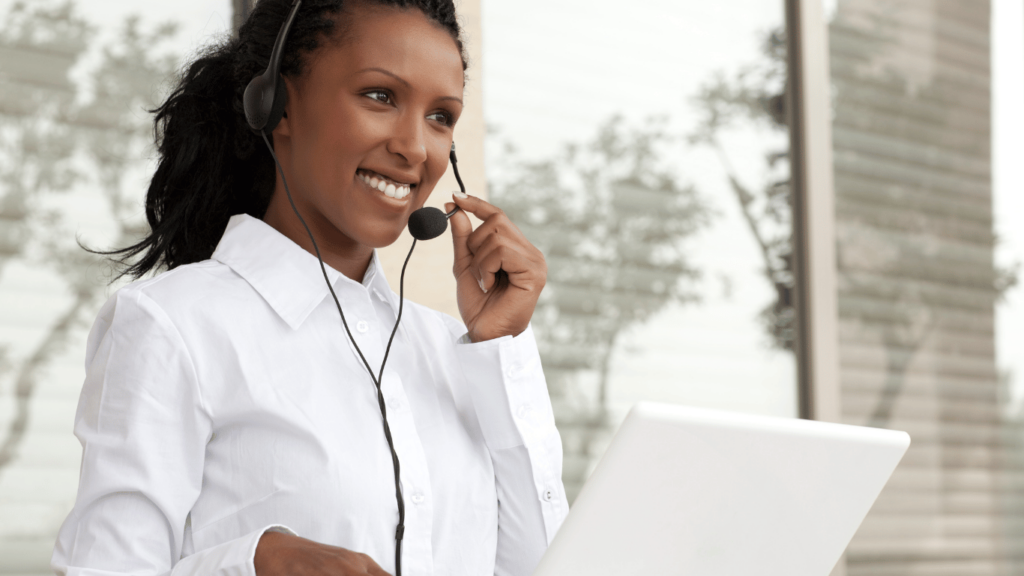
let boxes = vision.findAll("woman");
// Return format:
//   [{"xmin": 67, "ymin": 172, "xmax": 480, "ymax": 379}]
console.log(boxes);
[{"xmin": 51, "ymin": 1, "xmax": 566, "ymax": 575}]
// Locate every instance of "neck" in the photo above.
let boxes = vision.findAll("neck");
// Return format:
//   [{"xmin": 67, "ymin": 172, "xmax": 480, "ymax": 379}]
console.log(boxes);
[{"xmin": 262, "ymin": 192, "xmax": 374, "ymax": 283}]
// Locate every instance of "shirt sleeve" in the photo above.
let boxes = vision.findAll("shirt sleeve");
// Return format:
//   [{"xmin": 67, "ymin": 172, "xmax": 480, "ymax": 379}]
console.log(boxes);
[
  {"xmin": 51, "ymin": 288, "xmax": 293, "ymax": 576},
  {"xmin": 452, "ymin": 324, "xmax": 569, "ymax": 576}
]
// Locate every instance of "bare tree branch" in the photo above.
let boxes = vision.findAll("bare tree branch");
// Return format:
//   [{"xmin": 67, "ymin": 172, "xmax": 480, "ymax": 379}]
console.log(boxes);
[{"xmin": 0, "ymin": 288, "xmax": 97, "ymax": 470}]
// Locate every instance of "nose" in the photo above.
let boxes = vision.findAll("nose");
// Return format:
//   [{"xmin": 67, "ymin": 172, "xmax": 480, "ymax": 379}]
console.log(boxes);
[{"xmin": 387, "ymin": 113, "xmax": 428, "ymax": 166}]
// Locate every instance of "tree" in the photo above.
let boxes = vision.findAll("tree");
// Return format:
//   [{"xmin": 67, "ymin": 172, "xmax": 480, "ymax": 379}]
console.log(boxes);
[
  {"xmin": 0, "ymin": 1, "xmax": 178, "ymax": 474},
  {"xmin": 688, "ymin": 27, "xmax": 796, "ymax": 352},
  {"xmin": 687, "ymin": 22, "xmax": 1019, "ymax": 431},
  {"xmin": 490, "ymin": 116, "xmax": 710, "ymax": 496}
]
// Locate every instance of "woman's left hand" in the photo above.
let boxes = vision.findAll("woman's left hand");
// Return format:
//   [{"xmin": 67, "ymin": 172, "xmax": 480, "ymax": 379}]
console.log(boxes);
[{"xmin": 447, "ymin": 193, "xmax": 547, "ymax": 343}]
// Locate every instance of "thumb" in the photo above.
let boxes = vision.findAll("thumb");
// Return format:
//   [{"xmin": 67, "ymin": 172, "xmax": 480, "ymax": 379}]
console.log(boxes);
[{"xmin": 446, "ymin": 199, "xmax": 473, "ymax": 275}]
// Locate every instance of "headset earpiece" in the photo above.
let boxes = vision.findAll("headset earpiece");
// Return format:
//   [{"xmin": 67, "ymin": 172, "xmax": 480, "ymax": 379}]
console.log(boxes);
[
  {"xmin": 242, "ymin": 0, "xmax": 301, "ymax": 134},
  {"xmin": 244, "ymin": 72, "xmax": 288, "ymax": 133}
]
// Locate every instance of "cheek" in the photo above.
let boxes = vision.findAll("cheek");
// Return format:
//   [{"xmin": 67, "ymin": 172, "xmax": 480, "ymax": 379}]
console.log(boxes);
[
  {"xmin": 345, "ymin": 111, "xmax": 391, "ymax": 144},
  {"xmin": 424, "ymin": 142, "xmax": 452, "ymax": 187},
  {"xmin": 308, "ymin": 115, "xmax": 381, "ymax": 180},
  {"xmin": 314, "ymin": 99, "xmax": 387, "ymax": 152}
]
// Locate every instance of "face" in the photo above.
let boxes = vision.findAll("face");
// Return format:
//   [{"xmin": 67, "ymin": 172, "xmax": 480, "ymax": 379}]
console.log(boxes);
[{"xmin": 271, "ymin": 4, "xmax": 465, "ymax": 253}]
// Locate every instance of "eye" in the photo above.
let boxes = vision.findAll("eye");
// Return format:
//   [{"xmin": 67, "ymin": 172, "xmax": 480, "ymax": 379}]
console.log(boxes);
[
  {"xmin": 428, "ymin": 110, "xmax": 455, "ymax": 127},
  {"xmin": 364, "ymin": 90, "xmax": 393, "ymax": 105}
]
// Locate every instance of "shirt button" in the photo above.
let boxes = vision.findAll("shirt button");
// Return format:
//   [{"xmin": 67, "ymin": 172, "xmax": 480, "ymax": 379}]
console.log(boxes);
[
  {"xmin": 411, "ymin": 492, "xmax": 425, "ymax": 505},
  {"xmin": 542, "ymin": 488, "xmax": 556, "ymax": 502},
  {"xmin": 507, "ymin": 363, "xmax": 521, "ymax": 378},
  {"xmin": 517, "ymin": 403, "xmax": 533, "ymax": 421},
  {"xmin": 387, "ymin": 396, "xmax": 402, "ymax": 411},
  {"xmin": 356, "ymin": 320, "xmax": 369, "ymax": 333}
]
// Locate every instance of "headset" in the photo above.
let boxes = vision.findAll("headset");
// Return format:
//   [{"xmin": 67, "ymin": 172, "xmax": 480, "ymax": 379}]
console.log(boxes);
[{"xmin": 242, "ymin": 1, "xmax": 468, "ymax": 573}]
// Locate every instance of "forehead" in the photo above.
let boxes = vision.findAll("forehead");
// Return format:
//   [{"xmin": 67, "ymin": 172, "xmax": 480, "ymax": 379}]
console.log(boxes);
[{"xmin": 306, "ymin": 5, "xmax": 465, "ymax": 91}]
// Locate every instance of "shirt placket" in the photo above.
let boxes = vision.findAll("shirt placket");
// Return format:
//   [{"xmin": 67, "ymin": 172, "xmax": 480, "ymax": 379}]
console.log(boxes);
[
  {"xmin": 335, "ymin": 282, "xmax": 434, "ymax": 576},
  {"xmin": 379, "ymin": 368, "xmax": 434, "ymax": 576}
]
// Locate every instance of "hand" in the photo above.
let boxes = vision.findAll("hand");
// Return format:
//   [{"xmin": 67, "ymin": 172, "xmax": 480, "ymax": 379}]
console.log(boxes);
[
  {"xmin": 447, "ymin": 193, "xmax": 547, "ymax": 343},
  {"xmin": 254, "ymin": 531, "xmax": 391, "ymax": 576}
]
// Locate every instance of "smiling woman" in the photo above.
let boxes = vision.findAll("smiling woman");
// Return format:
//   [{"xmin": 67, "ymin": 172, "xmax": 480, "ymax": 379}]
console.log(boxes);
[
  {"xmin": 51, "ymin": 1, "xmax": 563, "ymax": 576},
  {"xmin": 263, "ymin": 5, "xmax": 467, "ymax": 272}
]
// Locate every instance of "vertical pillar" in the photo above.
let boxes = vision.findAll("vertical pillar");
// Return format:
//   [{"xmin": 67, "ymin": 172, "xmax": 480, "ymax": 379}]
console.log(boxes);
[
  {"xmin": 786, "ymin": 0, "xmax": 841, "ymax": 425},
  {"xmin": 786, "ymin": 4, "xmax": 844, "ymax": 570},
  {"xmin": 233, "ymin": 0, "xmax": 252, "ymax": 35}
]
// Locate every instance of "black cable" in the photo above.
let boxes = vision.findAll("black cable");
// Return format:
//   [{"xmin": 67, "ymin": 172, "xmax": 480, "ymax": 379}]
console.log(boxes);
[
  {"xmin": 450, "ymin": 147, "xmax": 466, "ymax": 195},
  {"xmin": 261, "ymin": 132, "xmax": 408, "ymax": 576}
]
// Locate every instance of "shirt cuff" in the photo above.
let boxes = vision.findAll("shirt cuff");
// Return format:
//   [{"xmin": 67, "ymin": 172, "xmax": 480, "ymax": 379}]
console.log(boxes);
[
  {"xmin": 455, "ymin": 324, "xmax": 556, "ymax": 451},
  {"xmin": 171, "ymin": 524, "xmax": 296, "ymax": 576}
]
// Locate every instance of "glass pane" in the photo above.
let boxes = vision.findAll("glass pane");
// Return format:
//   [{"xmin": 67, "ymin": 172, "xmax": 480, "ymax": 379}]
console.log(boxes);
[
  {"xmin": 994, "ymin": 0, "xmax": 1024, "ymax": 476},
  {"xmin": 827, "ymin": 0, "xmax": 1022, "ymax": 571},
  {"xmin": 482, "ymin": 0, "xmax": 796, "ymax": 500},
  {"xmin": 993, "ymin": 0, "xmax": 1024, "ymax": 570},
  {"xmin": 0, "ymin": 1, "xmax": 232, "ymax": 571}
]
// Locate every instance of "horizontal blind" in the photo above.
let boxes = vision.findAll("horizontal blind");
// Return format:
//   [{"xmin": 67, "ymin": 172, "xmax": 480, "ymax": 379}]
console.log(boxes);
[
  {"xmin": 0, "ymin": 5, "xmax": 183, "ymax": 572},
  {"xmin": 0, "ymin": 16, "xmax": 88, "ymax": 575},
  {"xmin": 830, "ymin": 1, "xmax": 1022, "ymax": 574}
]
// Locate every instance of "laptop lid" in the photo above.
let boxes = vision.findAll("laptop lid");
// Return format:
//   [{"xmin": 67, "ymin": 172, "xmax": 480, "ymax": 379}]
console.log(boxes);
[{"xmin": 533, "ymin": 401, "xmax": 910, "ymax": 576}]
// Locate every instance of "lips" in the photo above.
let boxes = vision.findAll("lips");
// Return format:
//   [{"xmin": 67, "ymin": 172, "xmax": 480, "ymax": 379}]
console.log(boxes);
[{"xmin": 357, "ymin": 169, "xmax": 413, "ymax": 199}]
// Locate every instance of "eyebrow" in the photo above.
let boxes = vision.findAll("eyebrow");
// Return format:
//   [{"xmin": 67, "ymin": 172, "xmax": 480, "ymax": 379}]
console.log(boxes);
[{"xmin": 357, "ymin": 67, "xmax": 464, "ymax": 105}]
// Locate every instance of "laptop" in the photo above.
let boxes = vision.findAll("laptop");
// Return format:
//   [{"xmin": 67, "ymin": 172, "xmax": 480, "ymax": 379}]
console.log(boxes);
[{"xmin": 533, "ymin": 402, "xmax": 910, "ymax": 576}]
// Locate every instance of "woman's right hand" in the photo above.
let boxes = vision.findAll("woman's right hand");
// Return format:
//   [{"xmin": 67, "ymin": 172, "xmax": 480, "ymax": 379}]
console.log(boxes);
[{"xmin": 254, "ymin": 531, "xmax": 391, "ymax": 576}]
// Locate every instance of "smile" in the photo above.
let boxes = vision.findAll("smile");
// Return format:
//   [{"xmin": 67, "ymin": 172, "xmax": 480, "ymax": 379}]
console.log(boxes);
[{"xmin": 357, "ymin": 169, "xmax": 413, "ymax": 199}]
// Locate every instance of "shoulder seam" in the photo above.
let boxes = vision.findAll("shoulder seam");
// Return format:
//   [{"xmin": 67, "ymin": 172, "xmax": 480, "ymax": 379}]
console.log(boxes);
[{"xmin": 128, "ymin": 290, "xmax": 214, "ymax": 422}]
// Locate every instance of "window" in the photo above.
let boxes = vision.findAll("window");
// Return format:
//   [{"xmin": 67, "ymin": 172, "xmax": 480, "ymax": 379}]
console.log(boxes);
[
  {"xmin": 827, "ymin": 0, "xmax": 1022, "ymax": 571},
  {"xmin": 481, "ymin": 0, "xmax": 796, "ymax": 500},
  {"xmin": 0, "ymin": 1, "xmax": 232, "ymax": 571}
]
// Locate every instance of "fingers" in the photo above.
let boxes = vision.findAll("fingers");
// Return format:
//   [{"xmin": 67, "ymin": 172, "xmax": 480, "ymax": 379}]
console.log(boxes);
[
  {"xmin": 449, "ymin": 193, "xmax": 528, "ymax": 254},
  {"xmin": 472, "ymin": 237, "xmax": 517, "ymax": 294},
  {"xmin": 466, "ymin": 214, "xmax": 528, "ymax": 257},
  {"xmin": 254, "ymin": 534, "xmax": 393, "ymax": 576},
  {"xmin": 469, "ymin": 231, "xmax": 545, "ymax": 294},
  {"xmin": 448, "ymin": 192, "xmax": 543, "ymax": 294},
  {"xmin": 450, "ymin": 191, "xmax": 504, "ymax": 222},
  {"xmin": 446, "ymin": 200, "xmax": 474, "ymax": 276},
  {"xmin": 448, "ymin": 193, "xmax": 523, "ymax": 270}
]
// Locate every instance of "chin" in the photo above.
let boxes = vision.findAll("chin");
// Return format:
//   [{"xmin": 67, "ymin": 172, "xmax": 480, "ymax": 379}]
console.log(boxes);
[{"xmin": 357, "ymin": 222, "xmax": 410, "ymax": 249}]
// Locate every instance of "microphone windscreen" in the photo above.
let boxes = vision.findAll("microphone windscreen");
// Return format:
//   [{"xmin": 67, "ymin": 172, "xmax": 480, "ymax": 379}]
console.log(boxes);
[{"xmin": 407, "ymin": 207, "xmax": 448, "ymax": 240}]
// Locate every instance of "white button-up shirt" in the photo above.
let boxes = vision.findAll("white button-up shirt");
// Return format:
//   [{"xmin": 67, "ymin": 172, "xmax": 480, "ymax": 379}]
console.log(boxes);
[{"xmin": 52, "ymin": 214, "xmax": 567, "ymax": 576}]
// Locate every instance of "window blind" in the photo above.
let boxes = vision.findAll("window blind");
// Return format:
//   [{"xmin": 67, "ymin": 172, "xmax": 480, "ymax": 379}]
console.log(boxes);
[{"xmin": 829, "ymin": 1, "xmax": 1021, "ymax": 573}]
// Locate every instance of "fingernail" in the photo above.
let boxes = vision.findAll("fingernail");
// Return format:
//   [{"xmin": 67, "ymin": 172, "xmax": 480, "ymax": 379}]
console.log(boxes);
[
  {"xmin": 478, "ymin": 277, "xmax": 488, "ymax": 293},
  {"xmin": 453, "ymin": 191, "xmax": 469, "ymax": 199}
]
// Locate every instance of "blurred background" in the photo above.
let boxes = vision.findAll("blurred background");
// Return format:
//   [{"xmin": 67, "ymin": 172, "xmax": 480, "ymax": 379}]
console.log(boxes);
[{"xmin": 0, "ymin": 0, "xmax": 1021, "ymax": 573}]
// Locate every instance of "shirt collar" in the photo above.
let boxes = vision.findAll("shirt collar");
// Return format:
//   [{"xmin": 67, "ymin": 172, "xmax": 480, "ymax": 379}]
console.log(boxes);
[
  {"xmin": 211, "ymin": 214, "xmax": 399, "ymax": 329},
  {"xmin": 361, "ymin": 247, "xmax": 402, "ymax": 317}
]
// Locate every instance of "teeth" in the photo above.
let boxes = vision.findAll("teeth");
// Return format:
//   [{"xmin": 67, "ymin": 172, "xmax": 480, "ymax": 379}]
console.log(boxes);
[{"xmin": 359, "ymin": 170, "xmax": 413, "ymax": 200}]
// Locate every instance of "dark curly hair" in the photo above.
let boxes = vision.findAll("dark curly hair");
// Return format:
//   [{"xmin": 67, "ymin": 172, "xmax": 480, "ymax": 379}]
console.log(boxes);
[{"xmin": 108, "ymin": 0, "xmax": 467, "ymax": 279}]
